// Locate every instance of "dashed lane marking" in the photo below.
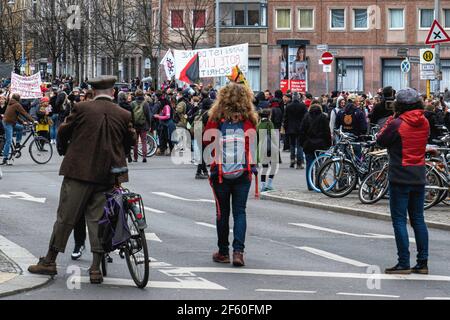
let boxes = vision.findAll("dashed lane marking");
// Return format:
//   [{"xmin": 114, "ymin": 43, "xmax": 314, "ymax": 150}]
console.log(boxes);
[
  {"xmin": 145, "ymin": 233, "xmax": 162, "ymax": 243},
  {"xmin": 296, "ymin": 246, "xmax": 370, "ymax": 267},
  {"xmin": 290, "ymin": 223, "xmax": 416, "ymax": 242},
  {"xmin": 0, "ymin": 192, "xmax": 46, "ymax": 204},
  {"xmin": 255, "ymin": 289, "xmax": 316, "ymax": 294},
  {"xmin": 152, "ymin": 192, "xmax": 215, "ymax": 203},
  {"xmin": 144, "ymin": 207, "xmax": 166, "ymax": 214},
  {"xmin": 336, "ymin": 292, "xmax": 400, "ymax": 298},
  {"xmin": 195, "ymin": 222, "xmax": 233, "ymax": 233}
]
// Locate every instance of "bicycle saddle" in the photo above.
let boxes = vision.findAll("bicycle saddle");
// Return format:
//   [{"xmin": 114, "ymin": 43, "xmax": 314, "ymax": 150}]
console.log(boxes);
[{"xmin": 110, "ymin": 167, "xmax": 128, "ymax": 175}]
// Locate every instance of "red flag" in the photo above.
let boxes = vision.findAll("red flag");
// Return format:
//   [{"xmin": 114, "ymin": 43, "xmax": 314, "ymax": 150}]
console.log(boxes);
[{"xmin": 179, "ymin": 53, "xmax": 199, "ymax": 84}]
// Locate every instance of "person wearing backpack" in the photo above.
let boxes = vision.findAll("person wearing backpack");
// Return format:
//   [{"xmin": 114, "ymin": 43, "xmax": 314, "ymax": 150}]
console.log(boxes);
[
  {"xmin": 299, "ymin": 103, "xmax": 332, "ymax": 191},
  {"xmin": 203, "ymin": 82, "xmax": 258, "ymax": 267},
  {"xmin": 131, "ymin": 90, "xmax": 151, "ymax": 163}
]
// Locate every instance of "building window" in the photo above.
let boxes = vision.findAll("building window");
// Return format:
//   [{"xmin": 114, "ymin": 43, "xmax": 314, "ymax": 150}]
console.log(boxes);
[
  {"xmin": 444, "ymin": 9, "xmax": 450, "ymax": 28},
  {"xmin": 389, "ymin": 8, "xmax": 404, "ymax": 29},
  {"xmin": 276, "ymin": 9, "xmax": 291, "ymax": 30},
  {"xmin": 171, "ymin": 10, "xmax": 184, "ymax": 28},
  {"xmin": 298, "ymin": 9, "xmax": 314, "ymax": 30},
  {"xmin": 437, "ymin": 60, "xmax": 450, "ymax": 92},
  {"xmin": 420, "ymin": 9, "xmax": 434, "ymax": 29},
  {"xmin": 248, "ymin": 58, "xmax": 261, "ymax": 92},
  {"xmin": 336, "ymin": 58, "xmax": 364, "ymax": 92},
  {"xmin": 382, "ymin": 59, "xmax": 407, "ymax": 91},
  {"xmin": 221, "ymin": 3, "xmax": 267, "ymax": 27},
  {"xmin": 193, "ymin": 10, "xmax": 206, "ymax": 28},
  {"xmin": 353, "ymin": 9, "xmax": 368, "ymax": 29},
  {"xmin": 101, "ymin": 58, "xmax": 107, "ymax": 75},
  {"xmin": 330, "ymin": 9, "xmax": 345, "ymax": 30}
]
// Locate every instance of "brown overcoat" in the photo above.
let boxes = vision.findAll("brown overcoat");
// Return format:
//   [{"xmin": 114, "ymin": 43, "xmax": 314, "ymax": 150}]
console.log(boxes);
[{"xmin": 58, "ymin": 96, "xmax": 136, "ymax": 185}]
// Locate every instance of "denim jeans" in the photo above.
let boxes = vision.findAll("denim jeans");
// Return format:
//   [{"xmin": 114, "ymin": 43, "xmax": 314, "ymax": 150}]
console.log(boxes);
[
  {"xmin": 389, "ymin": 183, "xmax": 429, "ymax": 267},
  {"xmin": 212, "ymin": 175, "xmax": 251, "ymax": 254},
  {"xmin": 305, "ymin": 153, "xmax": 316, "ymax": 190},
  {"xmin": 2, "ymin": 121, "xmax": 24, "ymax": 160},
  {"xmin": 288, "ymin": 134, "xmax": 304, "ymax": 162},
  {"xmin": 50, "ymin": 114, "xmax": 60, "ymax": 141}
]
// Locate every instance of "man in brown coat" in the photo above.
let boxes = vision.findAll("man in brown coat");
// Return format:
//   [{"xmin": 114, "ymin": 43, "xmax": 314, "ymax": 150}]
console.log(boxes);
[
  {"xmin": 1, "ymin": 93, "xmax": 35, "ymax": 165},
  {"xmin": 28, "ymin": 76, "xmax": 136, "ymax": 284}
]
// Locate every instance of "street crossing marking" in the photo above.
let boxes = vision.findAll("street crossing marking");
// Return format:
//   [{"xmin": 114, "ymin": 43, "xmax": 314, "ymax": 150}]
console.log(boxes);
[
  {"xmin": 176, "ymin": 267, "xmax": 450, "ymax": 282},
  {"xmin": 290, "ymin": 223, "xmax": 416, "ymax": 242},
  {"xmin": 145, "ymin": 233, "xmax": 162, "ymax": 243},
  {"xmin": 196, "ymin": 222, "xmax": 233, "ymax": 233},
  {"xmin": 255, "ymin": 289, "xmax": 316, "ymax": 294},
  {"xmin": 0, "ymin": 192, "xmax": 46, "ymax": 204},
  {"xmin": 296, "ymin": 246, "xmax": 370, "ymax": 267},
  {"xmin": 424, "ymin": 297, "xmax": 450, "ymax": 300},
  {"xmin": 152, "ymin": 192, "xmax": 215, "ymax": 203},
  {"xmin": 336, "ymin": 292, "xmax": 400, "ymax": 298},
  {"xmin": 144, "ymin": 207, "xmax": 166, "ymax": 214}
]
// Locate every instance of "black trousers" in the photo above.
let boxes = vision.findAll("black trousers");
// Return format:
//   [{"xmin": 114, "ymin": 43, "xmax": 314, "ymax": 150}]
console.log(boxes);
[{"xmin": 73, "ymin": 214, "xmax": 86, "ymax": 247}]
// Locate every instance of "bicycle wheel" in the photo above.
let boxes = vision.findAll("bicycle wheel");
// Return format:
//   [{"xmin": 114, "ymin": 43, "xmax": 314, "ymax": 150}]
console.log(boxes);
[
  {"xmin": 124, "ymin": 209, "xmax": 149, "ymax": 288},
  {"xmin": 29, "ymin": 137, "xmax": 53, "ymax": 164},
  {"xmin": 358, "ymin": 168, "xmax": 389, "ymax": 204},
  {"xmin": 424, "ymin": 166, "xmax": 443, "ymax": 210},
  {"xmin": 318, "ymin": 159, "xmax": 358, "ymax": 198},
  {"xmin": 307, "ymin": 154, "xmax": 331, "ymax": 193},
  {"xmin": 137, "ymin": 134, "xmax": 157, "ymax": 158}
]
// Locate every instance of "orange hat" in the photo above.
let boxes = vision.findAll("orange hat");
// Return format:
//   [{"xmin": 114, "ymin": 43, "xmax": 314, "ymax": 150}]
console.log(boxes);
[{"xmin": 40, "ymin": 97, "xmax": 50, "ymax": 103}]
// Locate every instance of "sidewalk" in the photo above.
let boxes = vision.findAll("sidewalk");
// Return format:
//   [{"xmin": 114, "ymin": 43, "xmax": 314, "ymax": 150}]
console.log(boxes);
[
  {"xmin": 261, "ymin": 189, "xmax": 450, "ymax": 231},
  {"xmin": 0, "ymin": 235, "xmax": 51, "ymax": 298}
]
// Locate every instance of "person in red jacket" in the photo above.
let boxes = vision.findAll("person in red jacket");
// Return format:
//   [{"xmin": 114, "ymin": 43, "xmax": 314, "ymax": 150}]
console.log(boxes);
[
  {"xmin": 377, "ymin": 88, "xmax": 430, "ymax": 275},
  {"xmin": 203, "ymin": 82, "xmax": 258, "ymax": 267}
]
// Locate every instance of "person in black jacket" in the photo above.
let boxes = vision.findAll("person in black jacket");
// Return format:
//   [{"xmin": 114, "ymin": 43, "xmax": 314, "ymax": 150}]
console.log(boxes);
[
  {"xmin": 424, "ymin": 104, "xmax": 439, "ymax": 144},
  {"xmin": 369, "ymin": 86, "xmax": 395, "ymax": 130},
  {"xmin": 284, "ymin": 92, "xmax": 308, "ymax": 169},
  {"xmin": 299, "ymin": 103, "xmax": 331, "ymax": 190}
]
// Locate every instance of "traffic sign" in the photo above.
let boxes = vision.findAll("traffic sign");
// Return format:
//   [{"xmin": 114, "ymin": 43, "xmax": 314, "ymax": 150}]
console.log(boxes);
[
  {"xmin": 323, "ymin": 65, "xmax": 332, "ymax": 73},
  {"xmin": 425, "ymin": 20, "xmax": 450, "ymax": 45},
  {"xmin": 401, "ymin": 59, "xmax": 410, "ymax": 73},
  {"xmin": 321, "ymin": 52, "xmax": 334, "ymax": 65},
  {"xmin": 420, "ymin": 48, "xmax": 435, "ymax": 64},
  {"xmin": 317, "ymin": 44, "xmax": 328, "ymax": 51}
]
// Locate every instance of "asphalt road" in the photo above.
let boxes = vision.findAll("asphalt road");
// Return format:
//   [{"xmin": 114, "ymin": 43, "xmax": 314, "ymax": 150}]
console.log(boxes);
[{"xmin": 1, "ymin": 149, "xmax": 450, "ymax": 300}]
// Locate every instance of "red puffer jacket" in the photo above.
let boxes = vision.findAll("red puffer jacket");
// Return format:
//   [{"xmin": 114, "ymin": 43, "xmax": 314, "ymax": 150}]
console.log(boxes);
[{"xmin": 376, "ymin": 109, "xmax": 429, "ymax": 185}]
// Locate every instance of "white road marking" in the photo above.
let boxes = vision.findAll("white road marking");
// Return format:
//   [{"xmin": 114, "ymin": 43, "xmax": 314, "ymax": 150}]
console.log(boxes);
[
  {"xmin": 424, "ymin": 297, "xmax": 450, "ymax": 300},
  {"xmin": 297, "ymin": 246, "xmax": 370, "ymax": 267},
  {"xmin": 152, "ymin": 192, "xmax": 215, "ymax": 203},
  {"xmin": 336, "ymin": 292, "xmax": 400, "ymax": 298},
  {"xmin": 150, "ymin": 262, "xmax": 172, "ymax": 268},
  {"xmin": 145, "ymin": 233, "xmax": 162, "ymax": 242},
  {"xmin": 290, "ymin": 223, "xmax": 415, "ymax": 242},
  {"xmin": 174, "ymin": 267, "xmax": 450, "ymax": 282},
  {"xmin": 144, "ymin": 207, "xmax": 166, "ymax": 214},
  {"xmin": 79, "ymin": 276, "xmax": 226, "ymax": 290},
  {"xmin": 255, "ymin": 289, "xmax": 316, "ymax": 294},
  {"xmin": 0, "ymin": 192, "xmax": 46, "ymax": 204},
  {"xmin": 195, "ymin": 222, "xmax": 233, "ymax": 233}
]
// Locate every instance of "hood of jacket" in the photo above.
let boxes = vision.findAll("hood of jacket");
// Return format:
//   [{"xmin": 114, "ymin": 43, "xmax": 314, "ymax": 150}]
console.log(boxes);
[{"xmin": 399, "ymin": 109, "xmax": 428, "ymax": 128}]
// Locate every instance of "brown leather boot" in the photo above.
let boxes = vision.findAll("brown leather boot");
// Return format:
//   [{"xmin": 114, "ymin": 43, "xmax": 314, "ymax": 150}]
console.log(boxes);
[
  {"xmin": 89, "ymin": 269, "xmax": 104, "ymax": 284},
  {"xmin": 233, "ymin": 252, "xmax": 245, "ymax": 267},
  {"xmin": 28, "ymin": 257, "xmax": 57, "ymax": 276},
  {"xmin": 212, "ymin": 252, "xmax": 230, "ymax": 263}
]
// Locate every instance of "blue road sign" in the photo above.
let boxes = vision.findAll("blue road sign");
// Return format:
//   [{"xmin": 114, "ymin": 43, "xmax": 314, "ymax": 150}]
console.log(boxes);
[{"xmin": 401, "ymin": 59, "xmax": 411, "ymax": 73}]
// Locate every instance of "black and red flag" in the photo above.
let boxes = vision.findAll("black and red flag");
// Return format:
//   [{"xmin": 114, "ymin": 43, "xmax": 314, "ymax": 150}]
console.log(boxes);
[{"xmin": 179, "ymin": 53, "xmax": 200, "ymax": 84}]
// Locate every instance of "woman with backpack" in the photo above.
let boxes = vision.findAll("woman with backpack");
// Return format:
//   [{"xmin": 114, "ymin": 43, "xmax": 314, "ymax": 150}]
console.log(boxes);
[
  {"xmin": 299, "ymin": 102, "xmax": 332, "ymax": 191},
  {"xmin": 131, "ymin": 90, "xmax": 152, "ymax": 163},
  {"xmin": 203, "ymin": 82, "xmax": 258, "ymax": 267}
]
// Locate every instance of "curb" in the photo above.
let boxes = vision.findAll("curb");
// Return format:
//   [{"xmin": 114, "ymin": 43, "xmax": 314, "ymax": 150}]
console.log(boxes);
[
  {"xmin": 260, "ymin": 193, "xmax": 450, "ymax": 232},
  {"xmin": 0, "ymin": 235, "xmax": 52, "ymax": 298}
]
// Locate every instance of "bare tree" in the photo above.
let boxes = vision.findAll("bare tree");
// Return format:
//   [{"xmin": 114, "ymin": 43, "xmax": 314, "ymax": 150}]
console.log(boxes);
[
  {"xmin": 131, "ymin": 0, "xmax": 161, "ymax": 87},
  {"xmin": 84, "ymin": 0, "xmax": 138, "ymax": 80},
  {"xmin": 0, "ymin": 0, "xmax": 24, "ymax": 73},
  {"xmin": 27, "ymin": 0, "xmax": 66, "ymax": 79}
]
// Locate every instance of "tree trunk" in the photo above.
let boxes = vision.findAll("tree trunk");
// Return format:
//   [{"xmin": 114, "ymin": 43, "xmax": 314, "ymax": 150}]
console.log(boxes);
[{"xmin": 151, "ymin": 56, "xmax": 158, "ymax": 90}]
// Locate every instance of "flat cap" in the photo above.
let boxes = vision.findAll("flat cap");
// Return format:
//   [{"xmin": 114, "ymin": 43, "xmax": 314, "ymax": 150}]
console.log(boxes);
[
  {"xmin": 88, "ymin": 76, "xmax": 117, "ymax": 90},
  {"xmin": 395, "ymin": 87, "xmax": 421, "ymax": 105}
]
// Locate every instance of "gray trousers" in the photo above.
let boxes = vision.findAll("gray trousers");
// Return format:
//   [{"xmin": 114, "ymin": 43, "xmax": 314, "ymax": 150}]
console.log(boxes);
[{"xmin": 49, "ymin": 177, "xmax": 112, "ymax": 253}]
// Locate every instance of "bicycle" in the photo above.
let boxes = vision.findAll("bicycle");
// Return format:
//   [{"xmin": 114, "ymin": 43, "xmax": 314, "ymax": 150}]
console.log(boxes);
[
  {"xmin": 99, "ymin": 167, "xmax": 150, "ymax": 288},
  {"xmin": 137, "ymin": 132, "xmax": 158, "ymax": 158},
  {"xmin": 0, "ymin": 123, "xmax": 53, "ymax": 164}
]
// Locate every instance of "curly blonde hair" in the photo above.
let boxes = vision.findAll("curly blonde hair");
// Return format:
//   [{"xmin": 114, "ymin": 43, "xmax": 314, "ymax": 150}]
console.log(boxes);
[{"xmin": 208, "ymin": 82, "xmax": 258, "ymax": 125}]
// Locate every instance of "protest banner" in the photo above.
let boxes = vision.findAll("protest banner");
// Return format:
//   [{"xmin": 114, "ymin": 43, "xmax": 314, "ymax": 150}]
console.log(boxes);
[
  {"xmin": 10, "ymin": 72, "xmax": 42, "ymax": 99},
  {"xmin": 174, "ymin": 44, "xmax": 248, "ymax": 80}
]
